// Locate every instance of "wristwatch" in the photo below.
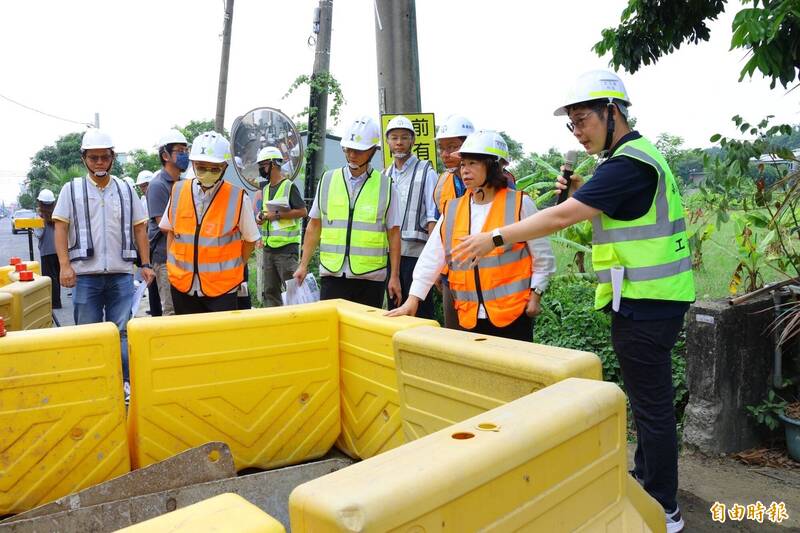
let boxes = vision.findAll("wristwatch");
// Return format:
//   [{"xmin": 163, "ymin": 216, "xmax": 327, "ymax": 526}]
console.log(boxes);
[
  {"xmin": 532, "ymin": 287, "xmax": 544, "ymax": 296},
  {"xmin": 141, "ymin": 263, "xmax": 152, "ymax": 269},
  {"xmin": 491, "ymin": 228, "xmax": 505, "ymax": 247}
]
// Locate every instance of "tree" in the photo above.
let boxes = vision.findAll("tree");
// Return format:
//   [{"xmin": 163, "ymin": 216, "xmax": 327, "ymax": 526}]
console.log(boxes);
[
  {"xmin": 594, "ymin": 0, "xmax": 800, "ymax": 89},
  {"xmin": 177, "ymin": 119, "xmax": 229, "ymax": 144},
  {"xmin": 17, "ymin": 193, "xmax": 35, "ymax": 210},
  {"xmin": 499, "ymin": 131, "xmax": 525, "ymax": 163},
  {"xmin": 123, "ymin": 149, "xmax": 161, "ymax": 179}
]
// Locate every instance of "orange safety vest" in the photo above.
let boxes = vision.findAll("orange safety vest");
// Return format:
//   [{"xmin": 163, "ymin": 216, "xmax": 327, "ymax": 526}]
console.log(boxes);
[
  {"xmin": 441, "ymin": 188, "xmax": 532, "ymax": 329},
  {"xmin": 433, "ymin": 170, "xmax": 461, "ymax": 215},
  {"xmin": 167, "ymin": 179, "xmax": 245, "ymax": 297}
]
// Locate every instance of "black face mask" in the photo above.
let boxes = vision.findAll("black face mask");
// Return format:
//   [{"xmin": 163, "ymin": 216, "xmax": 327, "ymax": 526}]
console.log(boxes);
[{"xmin": 258, "ymin": 163, "xmax": 272, "ymax": 179}]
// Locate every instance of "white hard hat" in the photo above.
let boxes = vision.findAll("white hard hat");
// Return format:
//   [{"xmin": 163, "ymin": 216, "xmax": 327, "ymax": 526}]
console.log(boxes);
[
  {"xmin": 136, "ymin": 170, "xmax": 154, "ymax": 185},
  {"xmin": 257, "ymin": 146, "xmax": 284, "ymax": 163},
  {"xmin": 37, "ymin": 189, "xmax": 55, "ymax": 203},
  {"xmin": 189, "ymin": 131, "xmax": 231, "ymax": 164},
  {"xmin": 554, "ymin": 70, "xmax": 632, "ymax": 116},
  {"xmin": 81, "ymin": 129, "xmax": 114, "ymax": 151},
  {"xmin": 157, "ymin": 129, "xmax": 189, "ymax": 149},
  {"xmin": 435, "ymin": 115, "xmax": 476, "ymax": 140},
  {"xmin": 385, "ymin": 115, "xmax": 414, "ymax": 136},
  {"xmin": 340, "ymin": 116, "xmax": 381, "ymax": 151},
  {"xmin": 456, "ymin": 130, "xmax": 508, "ymax": 161}
]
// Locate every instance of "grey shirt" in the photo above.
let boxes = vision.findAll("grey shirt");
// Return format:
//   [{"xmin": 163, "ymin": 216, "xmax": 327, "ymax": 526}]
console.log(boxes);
[
  {"xmin": 385, "ymin": 155, "xmax": 439, "ymax": 258},
  {"xmin": 35, "ymin": 222, "xmax": 57, "ymax": 256},
  {"xmin": 146, "ymin": 169, "xmax": 178, "ymax": 263}
]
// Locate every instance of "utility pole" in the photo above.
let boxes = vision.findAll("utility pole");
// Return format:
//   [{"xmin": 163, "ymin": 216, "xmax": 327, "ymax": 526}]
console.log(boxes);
[
  {"xmin": 374, "ymin": 0, "xmax": 421, "ymax": 115},
  {"xmin": 94, "ymin": 113, "xmax": 100, "ymax": 128},
  {"xmin": 215, "ymin": 0, "xmax": 235, "ymax": 133},
  {"xmin": 305, "ymin": 0, "xmax": 333, "ymax": 202}
]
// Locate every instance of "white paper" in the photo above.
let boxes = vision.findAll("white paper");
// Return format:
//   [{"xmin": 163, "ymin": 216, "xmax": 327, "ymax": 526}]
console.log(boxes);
[
  {"xmin": 130, "ymin": 280, "xmax": 148, "ymax": 317},
  {"xmin": 282, "ymin": 273, "xmax": 320, "ymax": 306},
  {"xmin": 610, "ymin": 265, "xmax": 625, "ymax": 312},
  {"xmin": 264, "ymin": 198, "xmax": 291, "ymax": 211}
]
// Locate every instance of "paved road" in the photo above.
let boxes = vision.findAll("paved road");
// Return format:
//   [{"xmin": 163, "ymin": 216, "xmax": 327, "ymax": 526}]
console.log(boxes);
[{"xmin": 0, "ymin": 216, "xmax": 150, "ymax": 326}]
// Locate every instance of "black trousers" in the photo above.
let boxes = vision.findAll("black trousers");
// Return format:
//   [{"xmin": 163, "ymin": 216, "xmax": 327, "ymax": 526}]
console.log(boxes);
[
  {"xmin": 386, "ymin": 255, "xmax": 434, "ymax": 319},
  {"xmin": 320, "ymin": 276, "xmax": 384, "ymax": 308},
  {"xmin": 147, "ymin": 277, "xmax": 162, "ymax": 316},
  {"xmin": 41, "ymin": 254, "xmax": 61, "ymax": 308},
  {"xmin": 611, "ymin": 312, "xmax": 684, "ymax": 512},
  {"xmin": 466, "ymin": 311, "xmax": 533, "ymax": 342},
  {"xmin": 170, "ymin": 286, "xmax": 238, "ymax": 315}
]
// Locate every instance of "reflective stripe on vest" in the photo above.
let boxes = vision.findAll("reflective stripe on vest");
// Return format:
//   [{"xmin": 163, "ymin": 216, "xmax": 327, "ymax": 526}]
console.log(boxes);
[
  {"xmin": 442, "ymin": 188, "xmax": 532, "ymax": 329},
  {"xmin": 433, "ymin": 170, "xmax": 459, "ymax": 215},
  {"xmin": 167, "ymin": 179, "xmax": 245, "ymax": 297},
  {"xmin": 319, "ymin": 167, "xmax": 390, "ymax": 275},
  {"xmin": 261, "ymin": 179, "xmax": 301, "ymax": 248},
  {"xmin": 591, "ymin": 137, "xmax": 695, "ymax": 309},
  {"xmin": 386, "ymin": 159, "xmax": 432, "ymax": 243},
  {"xmin": 67, "ymin": 176, "xmax": 137, "ymax": 263}
]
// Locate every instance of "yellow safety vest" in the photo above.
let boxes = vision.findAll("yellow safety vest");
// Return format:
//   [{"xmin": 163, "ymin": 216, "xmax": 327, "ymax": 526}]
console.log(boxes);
[{"xmin": 261, "ymin": 179, "xmax": 301, "ymax": 249}]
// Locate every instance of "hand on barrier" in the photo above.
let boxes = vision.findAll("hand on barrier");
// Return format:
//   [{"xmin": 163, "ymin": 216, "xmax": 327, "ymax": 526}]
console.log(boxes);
[
  {"xmin": 292, "ymin": 264, "xmax": 308, "ymax": 287},
  {"xmin": 60, "ymin": 264, "xmax": 76, "ymax": 288},
  {"xmin": 387, "ymin": 275, "xmax": 402, "ymax": 306},
  {"xmin": 385, "ymin": 295, "xmax": 419, "ymax": 318}
]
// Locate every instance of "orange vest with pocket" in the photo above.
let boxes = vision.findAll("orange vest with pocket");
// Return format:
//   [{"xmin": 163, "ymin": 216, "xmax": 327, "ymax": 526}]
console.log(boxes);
[
  {"xmin": 441, "ymin": 187, "xmax": 532, "ymax": 329},
  {"xmin": 167, "ymin": 179, "xmax": 245, "ymax": 297}
]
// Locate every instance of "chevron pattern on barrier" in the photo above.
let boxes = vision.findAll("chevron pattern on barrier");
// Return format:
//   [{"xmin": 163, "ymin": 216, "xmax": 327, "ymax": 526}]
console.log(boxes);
[
  {"xmin": 0, "ymin": 323, "xmax": 130, "ymax": 514},
  {"xmin": 128, "ymin": 306, "xmax": 340, "ymax": 471}
]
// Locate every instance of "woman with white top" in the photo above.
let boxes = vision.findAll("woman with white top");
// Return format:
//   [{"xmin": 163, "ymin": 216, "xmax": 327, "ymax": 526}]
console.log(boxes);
[{"xmin": 387, "ymin": 130, "xmax": 555, "ymax": 341}]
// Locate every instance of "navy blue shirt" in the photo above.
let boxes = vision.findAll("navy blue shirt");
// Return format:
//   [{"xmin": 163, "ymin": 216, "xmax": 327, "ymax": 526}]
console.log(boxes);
[{"xmin": 573, "ymin": 131, "xmax": 690, "ymax": 320}]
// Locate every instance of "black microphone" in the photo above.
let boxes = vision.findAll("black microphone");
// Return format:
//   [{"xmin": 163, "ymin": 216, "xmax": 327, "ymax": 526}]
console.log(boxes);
[{"xmin": 556, "ymin": 150, "xmax": 578, "ymax": 205}]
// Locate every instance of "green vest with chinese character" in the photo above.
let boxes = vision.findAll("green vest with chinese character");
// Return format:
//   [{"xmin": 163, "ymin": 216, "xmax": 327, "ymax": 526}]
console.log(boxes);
[
  {"xmin": 318, "ymin": 168, "xmax": 390, "ymax": 275},
  {"xmin": 261, "ymin": 179, "xmax": 301, "ymax": 248},
  {"xmin": 591, "ymin": 136, "xmax": 695, "ymax": 309}
]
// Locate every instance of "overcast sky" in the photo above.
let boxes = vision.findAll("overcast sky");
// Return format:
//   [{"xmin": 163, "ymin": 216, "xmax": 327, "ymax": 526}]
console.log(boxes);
[{"xmin": 1, "ymin": 0, "xmax": 797, "ymax": 204}]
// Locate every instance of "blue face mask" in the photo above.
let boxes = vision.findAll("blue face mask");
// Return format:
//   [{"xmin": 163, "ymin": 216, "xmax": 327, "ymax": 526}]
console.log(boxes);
[{"xmin": 174, "ymin": 152, "xmax": 190, "ymax": 171}]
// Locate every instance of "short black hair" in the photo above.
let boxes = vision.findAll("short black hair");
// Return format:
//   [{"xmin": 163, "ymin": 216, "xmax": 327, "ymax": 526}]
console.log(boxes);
[
  {"xmin": 566, "ymin": 99, "xmax": 628, "ymax": 125},
  {"xmin": 159, "ymin": 143, "xmax": 179, "ymax": 167}
]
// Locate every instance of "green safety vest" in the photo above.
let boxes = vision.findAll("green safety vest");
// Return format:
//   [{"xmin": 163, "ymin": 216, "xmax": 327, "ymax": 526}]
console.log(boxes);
[
  {"xmin": 591, "ymin": 136, "xmax": 695, "ymax": 309},
  {"xmin": 261, "ymin": 179, "xmax": 301, "ymax": 249},
  {"xmin": 319, "ymin": 168, "xmax": 391, "ymax": 275}
]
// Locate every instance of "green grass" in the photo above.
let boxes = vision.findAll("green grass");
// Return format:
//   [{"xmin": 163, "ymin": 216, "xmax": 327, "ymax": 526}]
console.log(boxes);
[{"xmin": 549, "ymin": 219, "xmax": 788, "ymax": 301}]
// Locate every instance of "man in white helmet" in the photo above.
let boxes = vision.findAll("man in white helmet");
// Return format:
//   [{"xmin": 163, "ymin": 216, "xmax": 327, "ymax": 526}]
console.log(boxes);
[
  {"xmin": 431, "ymin": 114, "xmax": 476, "ymax": 329},
  {"xmin": 135, "ymin": 170, "xmax": 154, "ymax": 214},
  {"xmin": 255, "ymin": 146, "xmax": 307, "ymax": 307},
  {"xmin": 159, "ymin": 131, "xmax": 260, "ymax": 314},
  {"xmin": 293, "ymin": 116, "xmax": 402, "ymax": 307},
  {"xmin": 34, "ymin": 188, "xmax": 61, "ymax": 309},
  {"xmin": 146, "ymin": 129, "xmax": 190, "ymax": 315},
  {"xmin": 383, "ymin": 115, "xmax": 439, "ymax": 318},
  {"xmin": 134, "ymin": 170, "xmax": 160, "ymax": 316},
  {"xmin": 53, "ymin": 129, "xmax": 154, "ymax": 398},
  {"xmin": 451, "ymin": 70, "xmax": 693, "ymax": 533}
]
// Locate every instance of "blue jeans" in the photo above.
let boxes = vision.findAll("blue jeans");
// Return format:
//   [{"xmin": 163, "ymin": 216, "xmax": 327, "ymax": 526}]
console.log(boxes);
[{"xmin": 73, "ymin": 273, "xmax": 134, "ymax": 382}]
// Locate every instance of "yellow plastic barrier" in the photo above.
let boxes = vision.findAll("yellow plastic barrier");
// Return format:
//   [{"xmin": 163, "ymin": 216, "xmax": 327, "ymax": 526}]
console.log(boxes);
[
  {"xmin": 116, "ymin": 493, "xmax": 285, "ymax": 533},
  {"xmin": 128, "ymin": 304, "xmax": 341, "ymax": 471},
  {"xmin": 0, "ymin": 261, "xmax": 40, "ymax": 288},
  {"xmin": 0, "ymin": 292, "xmax": 11, "ymax": 326},
  {"xmin": 0, "ymin": 323, "xmax": 130, "ymax": 514},
  {"xmin": 289, "ymin": 378, "xmax": 665, "ymax": 533},
  {"xmin": 393, "ymin": 325, "xmax": 602, "ymax": 441},
  {"xmin": 0, "ymin": 277, "xmax": 52, "ymax": 331},
  {"xmin": 331, "ymin": 299, "xmax": 438, "ymax": 459}
]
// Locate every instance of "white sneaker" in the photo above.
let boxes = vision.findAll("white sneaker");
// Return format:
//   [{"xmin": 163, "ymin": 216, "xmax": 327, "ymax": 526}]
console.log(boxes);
[{"xmin": 665, "ymin": 507, "xmax": 684, "ymax": 533}]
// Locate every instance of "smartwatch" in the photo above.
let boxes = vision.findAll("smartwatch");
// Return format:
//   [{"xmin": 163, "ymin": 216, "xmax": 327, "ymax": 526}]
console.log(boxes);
[
  {"xmin": 491, "ymin": 228, "xmax": 505, "ymax": 247},
  {"xmin": 140, "ymin": 263, "xmax": 152, "ymax": 269}
]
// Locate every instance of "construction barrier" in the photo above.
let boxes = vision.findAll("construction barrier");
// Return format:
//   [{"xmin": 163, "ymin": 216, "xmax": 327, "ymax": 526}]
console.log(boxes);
[
  {"xmin": 0, "ymin": 261, "xmax": 40, "ymax": 288},
  {"xmin": 0, "ymin": 293, "xmax": 11, "ymax": 327},
  {"xmin": 12, "ymin": 218, "xmax": 44, "ymax": 231},
  {"xmin": 331, "ymin": 299, "xmax": 438, "ymax": 459},
  {"xmin": 289, "ymin": 378, "xmax": 665, "ymax": 533},
  {"xmin": 393, "ymin": 325, "xmax": 602, "ymax": 441},
  {"xmin": 0, "ymin": 277, "xmax": 52, "ymax": 331},
  {"xmin": 127, "ymin": 304, "xmax": 341, "ymax": 471},
  {"xmin": 115, "ymin": 493, "xmax": 286, "ymax": 533},
  {"xmin": 0, "ymin": 323, "xmax": 130, "ymax": 514}
]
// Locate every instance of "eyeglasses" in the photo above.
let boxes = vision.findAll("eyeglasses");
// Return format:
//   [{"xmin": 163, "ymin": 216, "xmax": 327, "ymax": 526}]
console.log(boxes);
[
  {"xmin": 85, "ymin": 154, "xmax": 113, "ymax": 163},
  {"xmin": 387, "ymin": 134, "xmax": 413, "ymax": 142},
  {"xmin": 566, "ymin": 112, "xmax": 595, "ymax": 133}
]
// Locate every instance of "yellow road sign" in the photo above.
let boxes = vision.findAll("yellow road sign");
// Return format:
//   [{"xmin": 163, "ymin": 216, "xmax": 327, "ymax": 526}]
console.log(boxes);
[{"xmin": 381, "ymin": 113, "xmax": 438, "ymax": 170}]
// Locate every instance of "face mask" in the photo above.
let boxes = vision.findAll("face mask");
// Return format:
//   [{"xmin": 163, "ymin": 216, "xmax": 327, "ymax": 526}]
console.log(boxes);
[
  {"xmin": 174, "ymin": 152, "xmax": 190, "ymax": 171},
  {"xmin": 347, "ymin": 161, "xmax": 362, "ymax": 170},
  {"xmin": 392, "ymin": 151, "xmax": 410, "ymax": 159},
  {"xmin": 93, "ymin": 170, "xmax": 108, "ymax": 178},
  {"xmin": 258, "ymin": 163, "xmax": 271, "ymax": 179},
  {"xmin": 196, "ymin": 169, "xmax": 223, "ymax": 187}
]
